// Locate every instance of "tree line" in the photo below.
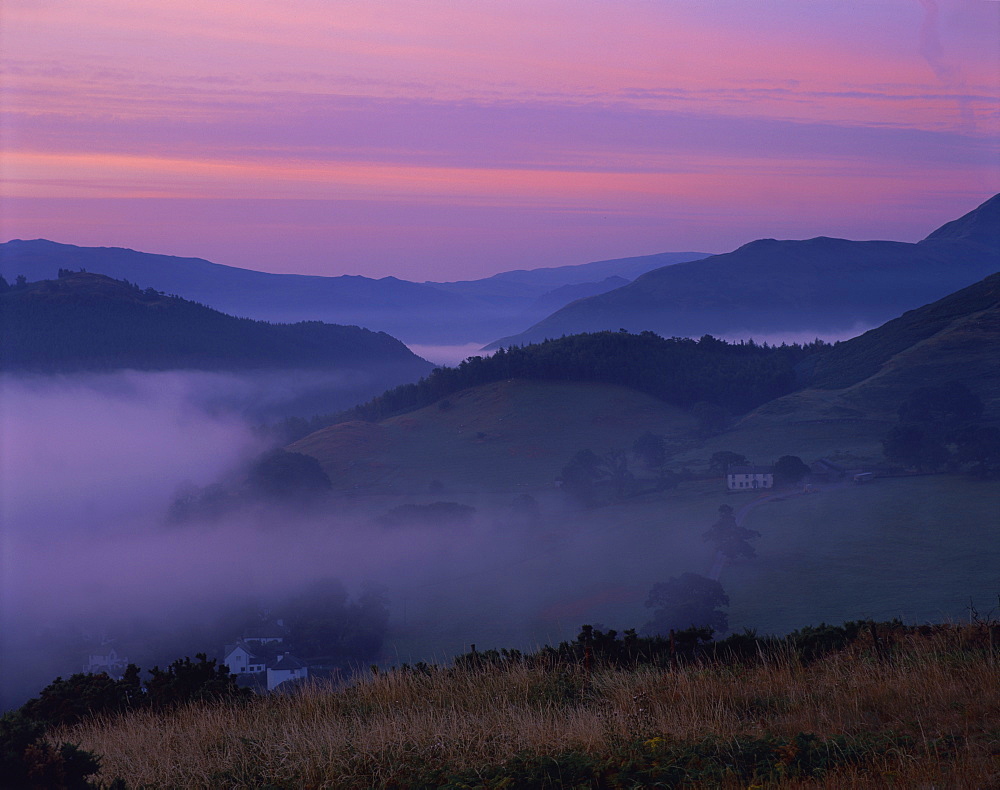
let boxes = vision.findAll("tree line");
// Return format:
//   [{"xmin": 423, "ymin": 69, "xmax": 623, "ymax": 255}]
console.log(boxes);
[{"xmin": 284, "ymin": 331, "xmax": 831, "ymax": 440}]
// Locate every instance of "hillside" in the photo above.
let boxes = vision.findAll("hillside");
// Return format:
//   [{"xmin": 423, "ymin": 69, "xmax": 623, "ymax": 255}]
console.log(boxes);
[
  {"xmin": 657, "ymin": 272, "xmax": 997, "ymax": 475},
  {"xmin": 490, "ymin": 193, "xmax": 1000, "ymax": 348},
  {"xmin": 289, "ymin": 379, "xmax": 698, "ymax": 491},
  {"xmin": 317, "ymin": 332, "xmax": 820, "ymax": 429},
  {"xmin": 0, "ymin": 272, "xmax": 432, "ymax": 376},
  {"xmin": 290, "ymin": 272, "xmax": 1000, "ymax": 488},
  {"xmin": 745, "ymin": 271, "xmax": 1000, "ymax": 423},
  {"xmin": 0, "ymin": 240, "xmax": 706, "ymax": 344}
]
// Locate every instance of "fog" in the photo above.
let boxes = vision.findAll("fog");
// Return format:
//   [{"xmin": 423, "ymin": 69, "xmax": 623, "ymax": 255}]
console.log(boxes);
[
  {"xmin": 406, "ymin": 342, "xmax": 495, "ymax": 367},
  {"xmin": 3, "ymin": 364, "xmax": 994, "ymax": 711},
  {"xmin": 1, "ymin": 370, "xmax": 688, "ymax": 709}
]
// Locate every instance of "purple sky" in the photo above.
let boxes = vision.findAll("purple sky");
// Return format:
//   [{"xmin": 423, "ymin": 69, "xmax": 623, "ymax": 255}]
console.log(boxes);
[{"xmin": 2, "ymin": 0, "xmax": 997, "ymax": 280}]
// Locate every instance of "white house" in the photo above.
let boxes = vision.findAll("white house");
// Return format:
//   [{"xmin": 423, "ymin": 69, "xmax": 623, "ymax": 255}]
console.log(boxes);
[
  {"xmin": 223, "ymin": 641, "xmax": 267, "ymax": 675},
  {"xmin": 266, "ymin": 653, "xmax": 309, "ymax": 691},
  {"xmin": 85, "ymin": 646, "xmax": 129, "ymax": 677},
  {"xmin": 726, "ymin": 464, "xmax": 774, "ymax": 491}
]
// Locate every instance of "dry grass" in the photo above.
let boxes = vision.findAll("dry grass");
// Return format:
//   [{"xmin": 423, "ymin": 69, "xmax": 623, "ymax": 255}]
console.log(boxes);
[{"xmin": 69, "ymin": 627, "xmax": 1000, "ymax": 788}]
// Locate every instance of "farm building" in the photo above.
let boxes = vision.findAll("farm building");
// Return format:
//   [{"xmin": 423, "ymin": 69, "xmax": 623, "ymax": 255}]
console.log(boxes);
[
  {"xmin": 726, "ymin": 464, "xmax": 774, "ymax": 491},
  {"xmin": 223, "ymin": 641, "xmax": 267, "ymax": 675},
  {"xmin": 267, "ymin": 653, "xmax": 309, "ymax": 690}
]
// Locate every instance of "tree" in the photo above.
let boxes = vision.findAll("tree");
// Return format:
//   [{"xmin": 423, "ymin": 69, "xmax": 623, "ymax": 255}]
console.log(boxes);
[
  {"xmin": 773, "ymin": 455, "xmax": 810, "ymax": 485},
  {"xmin": 0, "ymin": 711, "xmax": 100, "ymax": 790},
  {"xmin": 952, "ymin": 425, "xmax": 1000, "ymax": 479},
  {"xmin": 709, "ymin": 451, "xmax": 747, "ymax": 477},
  {"xmin": 246, "ymin": 449, "xmax": 331, "ymax": 501},
  {"xmin": 18, "ymin": 666, "xmax": 142, "ymax": 729},
  {"xmin": 642, "ymin": 573, "xmax": 729, "ymax": 636},
  {"xmin": 882, "ymin": 425, "xmax": 949, "ymax": 471},
  {"xmin": 559, "ymin": 449, "xmax": 604, "ymax": 506},
  {"xmin": 703, "ymin": 504, "xmax": 760, "ymax": 560},
  {"xmin": 145, "ymin": 654, "xmax": 249, "ymax": 709},
  {"xmin": 600, "ymin": 450, "xmax": 633, "ymax": 500}
]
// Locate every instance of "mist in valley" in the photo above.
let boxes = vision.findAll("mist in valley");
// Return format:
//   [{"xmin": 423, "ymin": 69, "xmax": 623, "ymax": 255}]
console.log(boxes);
[
  {"xmin": 4, "ymin": 339, "xmax": 997, "ymax": 713},
  {"xmin": 0, "ymin": 370, "xmax": 715, "ymax": 710}
]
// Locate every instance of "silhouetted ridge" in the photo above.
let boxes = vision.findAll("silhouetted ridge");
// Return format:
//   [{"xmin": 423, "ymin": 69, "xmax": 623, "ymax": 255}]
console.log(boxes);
[
  {"xmin": 922, "ymin": 193, "xmax": 1000, "ymax": 249},
  {"xmin": 0, "ymin": 272, "xmax": 432, "ymax": 373},
  {"xmin": 489, "ymin": 194, "xmax": 1000, "ymax": 348}
]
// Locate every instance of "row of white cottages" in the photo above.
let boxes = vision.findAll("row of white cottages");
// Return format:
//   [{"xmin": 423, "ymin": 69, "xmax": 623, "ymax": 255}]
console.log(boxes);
[
  {"xmin": 223, "ymin": 624, "xmax": 309, "ymax": 691},
  {"xmin": 725, "ymin": 464, "xmax": 774, "ymax": 491}
]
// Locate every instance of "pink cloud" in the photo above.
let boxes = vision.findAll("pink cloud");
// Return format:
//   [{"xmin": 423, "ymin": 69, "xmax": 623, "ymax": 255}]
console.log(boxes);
[{"xmin": 1, "ymin": 0, "xmax": 996, "ymax": 278}]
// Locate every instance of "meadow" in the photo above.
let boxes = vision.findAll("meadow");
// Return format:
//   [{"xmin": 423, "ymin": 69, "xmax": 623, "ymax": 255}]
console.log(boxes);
[
  {"xmin": 349, "ymin": 474, "xmax": 1000, "ymax": 666},
  {"xmin": 66, "ymin": 623, "xmax": 1000, "ymax": 788}
]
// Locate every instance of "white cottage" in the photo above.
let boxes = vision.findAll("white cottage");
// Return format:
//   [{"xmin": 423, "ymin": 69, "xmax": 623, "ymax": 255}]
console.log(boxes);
[
  {"xmin": 267, "ymin": 653, "xmax": 309, "ymax": 691},
  {"xmin": 726, "ymin": 464, "xmax": 774, "ymax": 491},
  {"xmin": 85, "ymin": 646, "xmax": 129, "ymax": 676},
  {"xmin": 223, "ymin": 641, "xmax": 267, "ymax": 675}
]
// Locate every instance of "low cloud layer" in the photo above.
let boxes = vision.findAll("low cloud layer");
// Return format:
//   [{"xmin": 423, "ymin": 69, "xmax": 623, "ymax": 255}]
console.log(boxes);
[{"xmin": 2, "ymin": 370, "xmax": 681, "ymax": 709}]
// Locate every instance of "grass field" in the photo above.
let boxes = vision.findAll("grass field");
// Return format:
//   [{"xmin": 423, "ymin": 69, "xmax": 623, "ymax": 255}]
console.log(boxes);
[
  {"xmin": 725, "ymin": 475, "xmax": 1000, "ymax": 635},
  {"xmin": 361, "ymin": 474, "xmax": 998, "ymax": 666},
  {"xmin": 287, "ymin": 377, "xmax": 997, "ymax": 663},
  {"xmin": 68, "ymin": 625, "xmax": 1000, "ymax": 788}
]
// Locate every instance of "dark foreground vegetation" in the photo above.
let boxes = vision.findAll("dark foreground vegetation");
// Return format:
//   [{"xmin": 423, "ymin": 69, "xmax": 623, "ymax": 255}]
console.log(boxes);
[{"xmin": 5, "ymin": 618, "xmax": 998, "ymax": 788}]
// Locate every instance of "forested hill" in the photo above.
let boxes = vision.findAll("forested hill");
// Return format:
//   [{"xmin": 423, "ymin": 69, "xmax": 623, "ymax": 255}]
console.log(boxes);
[
  {"xmin": 321, "ymin": 332, "xmax": 828, "ymax": 427},
  {"xmin": 0, "ymin": 272, "xmax": 433, "ymax": 373}
]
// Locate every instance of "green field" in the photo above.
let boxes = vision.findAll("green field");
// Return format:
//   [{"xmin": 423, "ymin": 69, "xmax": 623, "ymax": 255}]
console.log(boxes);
[
  {"xmin": 288, "ymin": 373, "xmax": 997, "ymax": 663},
  {"xmin": 725, "ymin": 475, "xmax": 1000, "ymax": 634},
  {"xmin": 374, "ymin": 475, "xmax": 999, "ymax": 662}
]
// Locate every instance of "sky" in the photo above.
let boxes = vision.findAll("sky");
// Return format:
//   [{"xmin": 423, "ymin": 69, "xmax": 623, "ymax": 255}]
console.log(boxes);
[{"xmin": 1, "ymin": 0, "xmax": 998, "ymax": 281}]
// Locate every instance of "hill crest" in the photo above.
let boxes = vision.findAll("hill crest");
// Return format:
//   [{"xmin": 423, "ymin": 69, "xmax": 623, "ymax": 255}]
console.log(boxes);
[{"xmin": 489, "ymin": 194, "xmax": 1000, "ymax": 348}]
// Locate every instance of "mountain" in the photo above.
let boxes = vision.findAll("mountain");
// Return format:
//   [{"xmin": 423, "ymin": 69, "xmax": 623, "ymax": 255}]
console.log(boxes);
[
  {"xmin": 0, "ymin": 272, "xmax": 434, "ymax": 373},
  {"xmin": 428, "ymin": 251, "xmax": 707, "ymax": 298},
  {"xmin": 489, "ymin": 194, "xmax": 1000, "ymax": 349},
  {"xmin": 0, "ymin": 241, "xmax": 706, "ymax": 345}
]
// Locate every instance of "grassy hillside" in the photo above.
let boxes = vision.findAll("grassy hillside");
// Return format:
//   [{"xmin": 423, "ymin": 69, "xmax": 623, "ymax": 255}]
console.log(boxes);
[
  {"xmin": 290, "ymin": 379, "xmax": 698, "ymax": 492},
  {"xmin": 709, "ymin": 272, "xmax": 1000, "ymax": 445},
  {"xmin": 802, "ymin": 271, "xmax": 1000, "ymax": 392},
  {"xmin": 66, "ymin": 624, "xmax": 1000, "ymax": 788}
]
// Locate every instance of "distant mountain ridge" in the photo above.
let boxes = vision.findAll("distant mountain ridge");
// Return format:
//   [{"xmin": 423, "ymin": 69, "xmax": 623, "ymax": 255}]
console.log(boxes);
[
  {"xmin": 0, "ymin": 241, "xmax": 707, "ymax": 345},
  {"xmin": 0, "ymin": 271, "xmax": 432, "ymax": 376},
  {"xmin": 489, "ymin": 194, "xmax": 1000, "ymax": 348}
]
